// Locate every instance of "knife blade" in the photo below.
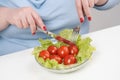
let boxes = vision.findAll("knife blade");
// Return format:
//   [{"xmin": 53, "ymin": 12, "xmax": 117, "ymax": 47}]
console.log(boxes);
[{"xmin": 37, "ymin": 27, "xmax": 75, "ymax": 45}]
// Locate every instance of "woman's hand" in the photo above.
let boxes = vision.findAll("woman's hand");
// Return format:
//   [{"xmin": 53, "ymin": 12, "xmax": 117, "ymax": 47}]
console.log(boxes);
[
  {"xmin": 5, "ymin": 7, "xmax": 46, "ymax": 35},
  {"xmin": 76, "ymin": 0, "xmax": 108, "ymax": 23}
]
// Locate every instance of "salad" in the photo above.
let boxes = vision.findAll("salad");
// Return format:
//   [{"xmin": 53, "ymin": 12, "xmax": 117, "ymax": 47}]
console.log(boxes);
[{"xmin": 33, "ymin": 29, "xmax": 95, "ymax": 70}]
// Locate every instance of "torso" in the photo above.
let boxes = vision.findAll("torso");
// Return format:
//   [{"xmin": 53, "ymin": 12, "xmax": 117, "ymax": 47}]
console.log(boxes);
[{"xmin": 0, "ymin": 0, "xmax": 89, "ymax": 55}]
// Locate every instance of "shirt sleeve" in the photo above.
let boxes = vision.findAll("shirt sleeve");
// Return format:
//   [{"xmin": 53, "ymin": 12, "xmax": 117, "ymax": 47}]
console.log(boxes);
[{"xmin": 94, "ymin": 0, "xmax": 120, "ymax": 10}]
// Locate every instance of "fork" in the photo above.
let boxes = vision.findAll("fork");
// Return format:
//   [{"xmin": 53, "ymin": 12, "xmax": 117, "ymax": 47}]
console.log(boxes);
[{"xmin": 70, "ymin": 25, "xmax": 80, "ymax": 42}]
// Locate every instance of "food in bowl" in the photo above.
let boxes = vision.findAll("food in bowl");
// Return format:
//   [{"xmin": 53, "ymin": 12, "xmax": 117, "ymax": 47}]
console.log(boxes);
[{"xmin": 33, "ymin": 29, "xmax": 95, "ymax": 73}]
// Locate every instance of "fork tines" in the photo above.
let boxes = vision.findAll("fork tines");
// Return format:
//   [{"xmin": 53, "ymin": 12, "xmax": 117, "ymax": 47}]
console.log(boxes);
[{"xmin": 71, "ymin": 26, "xmax": 80, "ymax": 42}]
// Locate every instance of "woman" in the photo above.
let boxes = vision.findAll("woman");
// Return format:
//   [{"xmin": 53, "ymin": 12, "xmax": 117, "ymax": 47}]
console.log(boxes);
[{"xmin": 0, "ymin": 0, "xmax": 119, "ymax": 55}]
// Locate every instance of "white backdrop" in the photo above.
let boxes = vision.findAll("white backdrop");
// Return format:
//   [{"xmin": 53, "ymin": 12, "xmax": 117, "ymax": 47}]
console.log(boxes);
[{"xmin": 90, "ymin": 4, "xmax": 120, "ymax": 32}]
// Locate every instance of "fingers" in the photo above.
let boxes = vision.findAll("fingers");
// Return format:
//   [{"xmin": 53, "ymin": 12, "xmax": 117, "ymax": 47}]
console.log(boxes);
[
  {"xmin": 21, "ymin": 17, "xmax": 29, "ymax": 29},
  {"xmin": 15, "ymin": 19, "xmax": 23, "ymax": 29},
  {"xmin": 27, "ymin": 14, "xmax": 36, "ymax": 35},
  {"xmin": 76, "ymin": 0, "xmax": 93, "ymax": 22},
  {"xmin": 81, "ymin": 0, "xmax": 92, "ymax": 21},
  {"xmin": 76, "ymin": 0, "xmax": 84, "ymax": 23},
  {"xmin": 31, "ymin": 11, "xmax": 47, "ymax": 31},
  {"xmin": 26, "ymin": 9, "xmax": 47, "ymax": 35},
  {"xmin": 21, "ymin": 10, "xmax": 46, "ymax": 35}
]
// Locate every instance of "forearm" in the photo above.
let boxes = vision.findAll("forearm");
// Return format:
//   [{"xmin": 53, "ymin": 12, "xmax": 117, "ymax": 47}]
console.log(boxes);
[
  {"xmin": 0, "ymin": 7, "xmax": 9, "ymax": 31},
  {"xmin": 95, "ymin": 0, "xmax": 108, "ymax": 6},
  {"xmin": 94, "ymin": 0, "xmax": 120, "ymax": 10}
]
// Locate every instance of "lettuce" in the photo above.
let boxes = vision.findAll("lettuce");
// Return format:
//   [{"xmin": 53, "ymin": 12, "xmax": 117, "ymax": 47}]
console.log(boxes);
[
  {"xmin": 59, "ymin": 29, "xmax": 73, "ymax": 40},
  {"xmin": 33, "ymin": 29, "xmax": 95, "ymax": 69},
  {"xmin": 39, "ymin": 38, "xmax": 53, "ymax": 48},
  {"xmin": 76, "ymin": 36, "xmax": 95, "ymax": 63},
  {"xmin": 36, "ymin": 57, "xmax": 59, "ymax": 69}
]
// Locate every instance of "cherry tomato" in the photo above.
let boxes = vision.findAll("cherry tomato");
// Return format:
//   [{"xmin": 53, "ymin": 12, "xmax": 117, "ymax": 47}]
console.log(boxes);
[
  {"xmin": 39, "ymin": 50, "xmax": 50, "ymax": 60},
  {"xmin": 68, "ymin": 45, "xmax": 78, "ymax": 56},
  {"xmin": 64, "ymin": 55, "xmax": 77, "ymax": 65},
  {"xmin": 47, "ymin": 45, "xmax": 58, "ymax": 55},
  {"xmin": 57, "ymin": 46, "xmax": 69, "ymax": 58},
  {"xmin": 50, "ymin": 55, "xmax": 62, "ymax": 64}
]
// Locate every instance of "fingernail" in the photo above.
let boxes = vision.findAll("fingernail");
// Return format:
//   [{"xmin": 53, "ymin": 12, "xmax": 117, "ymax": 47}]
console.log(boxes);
[
  {"xmin": 32, "ymin": 32, "xmax": 36, "ymax": 35},
  {"xmin": 43, "ymin": 26, "xmax": 47, "ymax": 31},
  {"xmin": 80, "ymin": 18, "xmax": 84, "ymax": 23},
  {"xmin": 88, "ymin": 17, "xmax": 92, "ymax": 21}
]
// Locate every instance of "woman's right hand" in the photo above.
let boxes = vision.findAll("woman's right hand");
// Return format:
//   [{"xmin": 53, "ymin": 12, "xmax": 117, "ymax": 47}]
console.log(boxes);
[
  {"xmin": 6, "ymin": 7, "xmax": 46, "ymax": 35},
  {"xmin": 76, "ymin": 0, "xmax": 108, "ymax": 23}
]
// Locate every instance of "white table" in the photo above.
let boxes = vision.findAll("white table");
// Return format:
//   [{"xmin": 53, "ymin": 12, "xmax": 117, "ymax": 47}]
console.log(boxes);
[{"xmin": 0, "ymin": 25, "xmax": 120, "ymax": 80}]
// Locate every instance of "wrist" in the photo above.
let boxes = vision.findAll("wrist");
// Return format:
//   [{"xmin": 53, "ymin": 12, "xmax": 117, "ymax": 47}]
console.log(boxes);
[
  {"xmin": 0, "ymin": 7, "xmax": 11, "ymax": 31},
  {"xmin": 0, "ymin": 7, "xmax": 11, "ymax": 24},
  {"xmin": 95, "ymin": 0, "xmax": 108, "ymax": 6}
]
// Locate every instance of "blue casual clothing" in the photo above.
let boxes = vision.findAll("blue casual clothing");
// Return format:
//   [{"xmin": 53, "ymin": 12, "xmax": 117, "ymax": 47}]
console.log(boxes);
[{"xmin": 0, "ymin": 0, "xmax": 119, "ymax": 55}]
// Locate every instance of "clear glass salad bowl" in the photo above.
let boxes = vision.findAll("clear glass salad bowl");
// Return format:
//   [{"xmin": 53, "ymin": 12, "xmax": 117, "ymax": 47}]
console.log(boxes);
[
  {"xmin": 33, "ymin": 29, "xmax": 95, "ymax": 73},
  {"xmin": 34, "ymin": 54, "xmax": 92, "ymax": 73}
]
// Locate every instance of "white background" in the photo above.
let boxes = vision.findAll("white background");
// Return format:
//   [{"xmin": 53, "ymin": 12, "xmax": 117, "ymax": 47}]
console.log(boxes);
[{"xmin": 90, "ymin": 4, "xmax": 120, "ymax": 32}]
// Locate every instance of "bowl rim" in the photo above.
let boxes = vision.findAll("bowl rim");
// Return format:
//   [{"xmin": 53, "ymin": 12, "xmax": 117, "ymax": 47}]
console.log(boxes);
[{"xmin": 35, "ymin": 55, "xmax": 91, "ymax": 71}]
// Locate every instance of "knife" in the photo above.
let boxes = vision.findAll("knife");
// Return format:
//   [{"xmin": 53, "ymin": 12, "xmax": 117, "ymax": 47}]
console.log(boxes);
[{"xmin": 37, "ymin": 27, "xmax": 75, "ymax": 45}]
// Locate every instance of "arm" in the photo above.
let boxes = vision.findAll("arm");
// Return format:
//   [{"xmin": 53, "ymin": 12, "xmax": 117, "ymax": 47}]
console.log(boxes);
[
  {"xmin": 0, "ymin": 7, "xmax": 9, "ymax": 31},
  {"xmin": 94, "ymin": 0, "xmax": 120, "ymax": 10},
  {"xmin": 95, "ymin": 0, "xmax": 108, "ymax": 6}
]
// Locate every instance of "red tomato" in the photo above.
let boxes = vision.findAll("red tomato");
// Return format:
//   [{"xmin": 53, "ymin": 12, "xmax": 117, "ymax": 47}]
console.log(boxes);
[
  {"xmin": 64, "ymin": 55, "xmax": 77, "ymax": 65},
  {"xmin": 50, "ymin": 55, "xmax": 62, "ymax": 64},
  {"xmin": 57, "ymin": 46, "xmax": 69, "ymax": 58},
  {"xmin": 68, "ymin": 45, "xmax": 79, "ymax": 56},
  {"xmin": 47, "ymin": 45, "xmax": 58, "ymax": 55},
  {"xmin": 39, "ymin": 50, "xmax": 50, "ymax": 60}
]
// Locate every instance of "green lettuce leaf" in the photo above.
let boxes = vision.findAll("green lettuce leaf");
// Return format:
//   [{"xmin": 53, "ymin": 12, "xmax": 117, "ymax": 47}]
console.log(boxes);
[
  {"xmin": 59, "ymin": 29, "xmax": 73, "ymax": 40},
  {"xmin": 76, "ymin": 37, "xmax": 95, "ymax": 63},
  {"xmin": 33, "ymin": 29, "xmax": 95, "ymax": 69}
]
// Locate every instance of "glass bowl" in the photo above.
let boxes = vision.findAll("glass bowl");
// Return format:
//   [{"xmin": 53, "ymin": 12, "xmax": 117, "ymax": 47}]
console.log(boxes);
[
  {"xmin": 35, "ymin": 55, "xmax": 92, "ymax": 74},
  {"xmin": 34, "ymin": 38, "xmax": 94, "ymax": 73}
]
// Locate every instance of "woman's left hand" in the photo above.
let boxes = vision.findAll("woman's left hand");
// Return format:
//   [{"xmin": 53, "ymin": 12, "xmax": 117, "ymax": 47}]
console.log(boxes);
[{"xmin": 76, "ymin": 0, "xmax": 100, "ymax": 22}]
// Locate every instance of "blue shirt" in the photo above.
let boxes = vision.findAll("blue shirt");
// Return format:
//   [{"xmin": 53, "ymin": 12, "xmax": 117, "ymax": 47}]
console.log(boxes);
[{"xmin": 0, "ymin": 0, "xmax": 119, "ymax": 55}]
